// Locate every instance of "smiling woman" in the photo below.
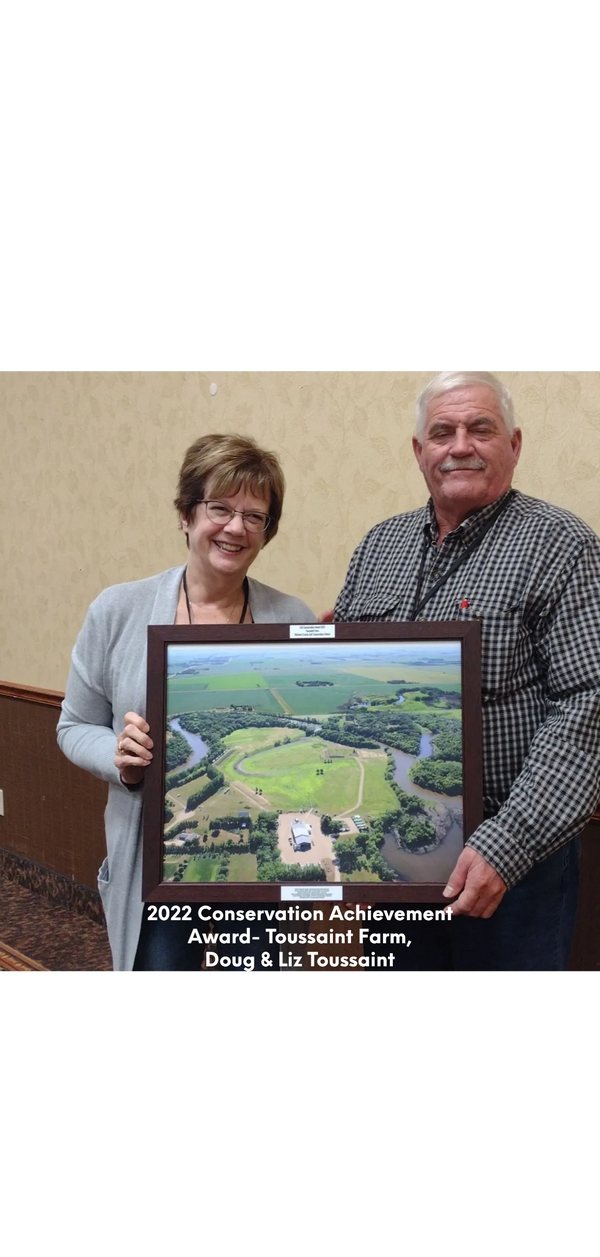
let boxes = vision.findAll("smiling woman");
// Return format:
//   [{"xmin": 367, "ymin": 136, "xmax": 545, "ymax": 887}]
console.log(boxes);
[
  {"xmin": 56, "ymin": 432, "xmax": 316, "ymax": 971},
  {"xmin": 174, "ymin": 433, "xmax": 286, "ymax": 625}
]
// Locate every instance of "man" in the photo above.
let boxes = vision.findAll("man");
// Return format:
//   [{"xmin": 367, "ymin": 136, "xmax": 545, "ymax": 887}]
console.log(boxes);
[{"xmin": 333, "ymin": 372, "xmax": 600, "ymax": 969}]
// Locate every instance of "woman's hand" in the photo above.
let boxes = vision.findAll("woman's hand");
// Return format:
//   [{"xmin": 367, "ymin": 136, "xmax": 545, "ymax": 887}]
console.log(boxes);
[{"xmin": 115, "ymin": 712, "xmax": 154, "ymax": 785}]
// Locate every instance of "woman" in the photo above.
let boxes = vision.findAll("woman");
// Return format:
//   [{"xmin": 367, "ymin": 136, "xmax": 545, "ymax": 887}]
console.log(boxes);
[{"xmin": 57, "ymin": 433, "xmax": 316, "ymax": 970}]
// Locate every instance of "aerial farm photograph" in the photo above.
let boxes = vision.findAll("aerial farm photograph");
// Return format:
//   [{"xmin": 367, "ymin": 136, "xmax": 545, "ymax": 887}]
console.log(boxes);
[{"xmin": 162, "ymin": 640, "xmax": 464, "ymax": 886}]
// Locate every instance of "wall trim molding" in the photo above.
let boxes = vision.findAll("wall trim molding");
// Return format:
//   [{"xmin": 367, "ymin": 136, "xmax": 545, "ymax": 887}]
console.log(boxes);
[{"xmin": 0, "ymin": 680, "xmax": 64, "ymax": 708}]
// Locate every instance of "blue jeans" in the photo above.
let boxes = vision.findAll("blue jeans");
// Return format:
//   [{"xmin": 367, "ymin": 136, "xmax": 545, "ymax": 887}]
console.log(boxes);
[
  {"xmin": 365, "ymin": 839, "xmax": 581, "ymax": 971},
  {"xmin": 133, "ymin": 904, "xmax": 281, "ymax": 971}
]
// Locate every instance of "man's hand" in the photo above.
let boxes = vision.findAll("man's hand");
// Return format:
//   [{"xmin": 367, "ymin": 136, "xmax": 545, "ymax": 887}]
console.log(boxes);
[
  {"xmin": 318, "ymin": 609, "xmax": 334, "ymax": 623},
  {"xmin": 443, "ymin": 847, "xmax": 507, "ymax": 918}
]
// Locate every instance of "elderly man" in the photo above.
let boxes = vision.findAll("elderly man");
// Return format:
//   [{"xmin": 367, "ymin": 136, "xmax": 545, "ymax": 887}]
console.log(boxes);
[{"xmin": 333, "ymin": 371, "xmax": 600, "ymax": 969}]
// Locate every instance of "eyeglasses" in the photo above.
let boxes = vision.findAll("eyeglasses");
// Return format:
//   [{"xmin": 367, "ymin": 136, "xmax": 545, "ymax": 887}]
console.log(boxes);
[{"xmin": 196, "ymin": 500, "xmax": 271, "ymax": 533}]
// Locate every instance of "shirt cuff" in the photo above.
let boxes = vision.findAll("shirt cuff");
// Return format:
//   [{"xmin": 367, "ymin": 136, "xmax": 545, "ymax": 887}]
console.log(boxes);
[{"xmin": 466, "ymin": 818, "xmax": 535, "ymax": 888}]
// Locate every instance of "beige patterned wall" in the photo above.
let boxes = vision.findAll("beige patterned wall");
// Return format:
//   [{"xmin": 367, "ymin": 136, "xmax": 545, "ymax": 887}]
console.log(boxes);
[{"xmin": 1, "ymin": 372, "xmax": 599, "ymax": 690}]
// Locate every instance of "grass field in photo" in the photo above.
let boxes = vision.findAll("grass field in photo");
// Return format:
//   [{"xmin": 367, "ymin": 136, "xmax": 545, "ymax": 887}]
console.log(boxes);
[
  {"xmin": 167, "ymin": 686, "xmax": 282, "ymax": 716},
  {"xmin": 167, "ymin": 773, "xmax": 210, "ymax": 810},
  {"xmin": 359, "ymin": 757, "xmax": 399, "ymax": 817},
  {"xmin": 399, "ymin": 696, "xmax": 462, "ymax": 715},
  {"xmin": 174, "ymin": 789, "xmax": 262, "ymax": 832},
  {"xmin": 204, "ymin": 672, "xmax": 270, "ymax": 690},
  {"xmin": 221, "ymin": 726, "xmax": 305, "ymax": 754},
  {"xmin": 183, "ymin": 857, "xmax": 221, "ymax": 882},
  {"xmin": 163, "ymin": 858, "xmax": 183, "ymax": 879},
  {"xmin": 341, "ymin": 665, "xmax": 462, "ymax": 689},
  {"xmin": 221, "ymin": 734, "xmax": 361, "ymax": 812},
  {"xmin": 227, "ymin": 854, "xmax": 258, "ymax": 881}
]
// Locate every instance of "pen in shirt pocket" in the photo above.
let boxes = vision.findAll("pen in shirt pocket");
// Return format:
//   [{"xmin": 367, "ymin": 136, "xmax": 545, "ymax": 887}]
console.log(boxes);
[{"xmin": 458, "ymin": 598, "xmax": 482, "ymax": 622}]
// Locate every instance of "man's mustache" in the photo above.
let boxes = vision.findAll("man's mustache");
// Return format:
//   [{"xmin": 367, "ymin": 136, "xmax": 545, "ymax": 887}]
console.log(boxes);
[{"xmin": 440, "ymin": 457, "xmax": 487, "ymax": 472}]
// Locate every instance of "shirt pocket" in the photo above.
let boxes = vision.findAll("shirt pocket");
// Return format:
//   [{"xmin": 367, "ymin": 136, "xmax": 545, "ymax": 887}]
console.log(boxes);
[
  {"xmin": 453, "ymin": 596, "xmax": 530, "ymax": 696},
  {"xmin": 346, "ymin": 592, "xmax": 415, "ymax": 622}
]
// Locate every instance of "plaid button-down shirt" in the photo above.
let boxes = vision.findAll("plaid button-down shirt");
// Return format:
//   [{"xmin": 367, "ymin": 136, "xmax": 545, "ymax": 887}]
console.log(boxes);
[{"xmin": 333, "ymin": 490, "xmax": 600, "ymax": 887}]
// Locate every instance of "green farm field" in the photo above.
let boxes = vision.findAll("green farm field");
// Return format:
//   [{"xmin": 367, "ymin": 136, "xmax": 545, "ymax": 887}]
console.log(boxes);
[
  {"xmin": 171, "ymin": 789, "xmax": 263, "ymax": 833},
  {"xmin": 238, "ymin": 737, "xmax": 335, "ymax": 775},
  {"xmin": 258, "ymin": 671, "xmax": 392, "ymax": 714},
  {"xmin": 221, "ymin": 734, "xmax": 361, "ymax": 812},
  {"xmin": 204, "ymin": 672, "xmax": 270, "ymax": 690},
  {"xmin": 221, "ymin": 726, "xmax": 305, "ymax": 753},
  {"xmin": 168, "ymin": 669, "xmax": 410, "ymax": 718},
  {"xmin": 168, "ymin": 673, "xmax": 462, "ymax": 720},
  {"xmin": 167, "ymin": 686, "xmax": 282, "ymax": 716},
  {"xmin": 343, "ymin": 870, "xmax": 382, "ymax": 882},
  {"xmin": 341, "ymin": 665, "xmax": 461, "ymax": 688},
  {"xmin": 183, "ymin": 857, "xmax": 221, "ymax": 882},
  {"xmin": 169, "ymin": 672, "xmax": 269, "ymax": 695},
  {"xmin": 163, "ymin": 858, "xmax": 184, "ymax": 880},
  {"xmin": 359, "ymin": 758, "xmax": 399, "ymax": 817},
  {"xmin": 400, "ymin": 697, "xmax": 462, "ymax": 715},
  {"xmin": 167, "ymin": 772, "xmax": 209, "ymax": 810},
  {"xmin": 228, "ymin": 854, "xmax": 258, "ymax": 881}
]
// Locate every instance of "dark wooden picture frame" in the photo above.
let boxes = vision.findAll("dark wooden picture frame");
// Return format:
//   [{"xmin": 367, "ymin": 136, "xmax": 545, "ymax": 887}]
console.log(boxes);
[{"xmin": 141, "ymin": 620, "xmax": 483, "ymax": 905}]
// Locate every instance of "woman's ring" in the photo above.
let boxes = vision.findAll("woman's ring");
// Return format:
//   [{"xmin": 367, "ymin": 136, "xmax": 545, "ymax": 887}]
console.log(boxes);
[{"xmin": 117, "ymin": 740, "xmax": 126, "ymax": 754}]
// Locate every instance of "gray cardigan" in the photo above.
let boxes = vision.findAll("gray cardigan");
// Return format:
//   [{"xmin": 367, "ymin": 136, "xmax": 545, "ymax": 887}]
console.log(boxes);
[{"xmin": 57, "ymin": 565, "xmax": 316, "ymax": 970}]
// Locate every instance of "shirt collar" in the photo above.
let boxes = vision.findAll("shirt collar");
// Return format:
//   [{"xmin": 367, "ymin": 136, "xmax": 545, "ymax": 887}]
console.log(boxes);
[{"xmin": 424, "ymin": 488, "xmax": 515, "ymax": 546}]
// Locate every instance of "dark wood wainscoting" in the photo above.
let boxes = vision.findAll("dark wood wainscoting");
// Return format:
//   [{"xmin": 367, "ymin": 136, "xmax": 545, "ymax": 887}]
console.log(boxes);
[{"xmin": 0, "ymin": 683, "xmax": 107, "ymax": 890}]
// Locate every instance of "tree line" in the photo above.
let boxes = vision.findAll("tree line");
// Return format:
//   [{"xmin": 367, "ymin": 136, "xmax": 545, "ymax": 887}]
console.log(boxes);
[{"xmin": 185, "ymin": 766, "xmax": 226, "ymax": 812}]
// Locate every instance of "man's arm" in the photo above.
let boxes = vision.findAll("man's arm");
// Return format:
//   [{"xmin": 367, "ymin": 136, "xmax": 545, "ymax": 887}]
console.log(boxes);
[{"xmin": 449, "ymin": 539, "xmax": 600, "ymax": 912}]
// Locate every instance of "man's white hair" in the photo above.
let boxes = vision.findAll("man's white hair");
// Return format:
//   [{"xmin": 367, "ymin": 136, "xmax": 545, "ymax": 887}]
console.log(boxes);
[{"xmin": 415, "ymin": 372, "xmax": 516, "ymax": 441}]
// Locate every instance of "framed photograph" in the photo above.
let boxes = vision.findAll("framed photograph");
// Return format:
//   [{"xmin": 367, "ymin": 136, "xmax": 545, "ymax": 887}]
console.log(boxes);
[{"xmin": 143, "ymin": 622, "xmax": 482, "ymax": 903}]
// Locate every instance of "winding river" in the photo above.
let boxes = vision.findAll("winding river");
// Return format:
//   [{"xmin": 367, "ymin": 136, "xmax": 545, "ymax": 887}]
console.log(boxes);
[
  {"xmin": 169, "ymin": 719, "xmax": 209, "ymax": 768},
  {"xmin": 381, "ymin": 735, "xmax": 464, "ymax": 882}
]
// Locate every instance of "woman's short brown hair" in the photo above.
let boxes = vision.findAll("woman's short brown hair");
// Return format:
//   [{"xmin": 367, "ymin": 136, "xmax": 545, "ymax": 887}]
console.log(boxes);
[{"xmin": 174, "ymin": 433, "xmax": 285, "ymax": 545}]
